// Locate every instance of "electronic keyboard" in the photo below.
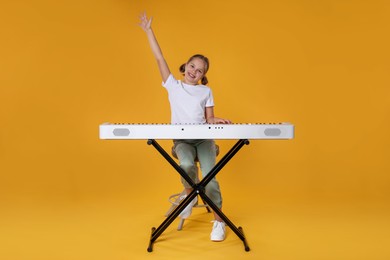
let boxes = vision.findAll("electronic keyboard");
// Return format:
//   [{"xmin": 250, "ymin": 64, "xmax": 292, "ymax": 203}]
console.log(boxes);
[{"xmin": 99, "ymin": 123, "xmax": 294, "ymax": 140}]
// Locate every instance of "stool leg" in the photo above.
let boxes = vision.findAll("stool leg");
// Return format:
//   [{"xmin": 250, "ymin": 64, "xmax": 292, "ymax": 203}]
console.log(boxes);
[
  {"xmin": 177, "ymin": 219, "xmax": 185, "ymax": 230},
  {"xmin": 164, "ymin": 189, "xmax": 189, "ymax": 230},
  {"xmin": 165, "ymin": 190, "xmax": 187, "ymax": 217}
]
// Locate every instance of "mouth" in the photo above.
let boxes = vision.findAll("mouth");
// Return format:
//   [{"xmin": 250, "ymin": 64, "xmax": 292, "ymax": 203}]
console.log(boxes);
[{"xmin": 187, "ymin": 72, "xmax": 196, "ymax": 79}]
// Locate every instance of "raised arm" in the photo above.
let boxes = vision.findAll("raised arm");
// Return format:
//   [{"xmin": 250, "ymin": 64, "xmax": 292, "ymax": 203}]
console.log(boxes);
[{"xmin": 138, "ymin": 12, "xmax": 171, "ymax": 83}]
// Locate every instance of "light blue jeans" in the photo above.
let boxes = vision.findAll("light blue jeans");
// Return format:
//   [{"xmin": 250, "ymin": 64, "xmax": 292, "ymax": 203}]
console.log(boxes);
[{"xmin": 173, "ymin": 139, "xmax": 222, "ymax": 209}]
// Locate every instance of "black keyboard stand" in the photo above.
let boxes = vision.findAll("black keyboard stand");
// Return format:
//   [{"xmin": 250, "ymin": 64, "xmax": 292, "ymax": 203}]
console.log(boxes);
[{"xmin": 146, "ymin": 139, "xmax": 251, "ymax": 252}]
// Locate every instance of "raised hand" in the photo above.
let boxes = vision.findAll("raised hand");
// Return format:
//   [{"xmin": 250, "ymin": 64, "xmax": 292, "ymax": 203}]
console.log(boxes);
[
  {"xmin": 138, "ymin": 12, "xmax": 171, "ymax": 83},
  {"xmin": 138, "ymin": 12, "xmax": 152, "ymax": 32}
]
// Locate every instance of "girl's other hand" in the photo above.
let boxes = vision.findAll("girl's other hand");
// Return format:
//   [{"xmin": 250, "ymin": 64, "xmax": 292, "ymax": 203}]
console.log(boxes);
[{"xmin": 208, "ymin": 117, "xmax": 232, "ymax": 124}]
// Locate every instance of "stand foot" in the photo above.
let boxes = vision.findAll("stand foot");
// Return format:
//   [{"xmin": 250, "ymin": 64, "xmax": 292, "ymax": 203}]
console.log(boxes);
[
  {"xmin": 238, "ymin": 226, "xmax": 250, "ymax": 252},
  {"xmin": 147, "ymin": 227, "xmax": 156, "ymax": 252}
]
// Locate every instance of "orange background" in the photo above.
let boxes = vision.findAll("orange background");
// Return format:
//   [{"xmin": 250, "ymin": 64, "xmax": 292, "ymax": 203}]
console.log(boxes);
[{"xmin": 1, "ymin": 1, "xmax": 389, "ymax": 259}]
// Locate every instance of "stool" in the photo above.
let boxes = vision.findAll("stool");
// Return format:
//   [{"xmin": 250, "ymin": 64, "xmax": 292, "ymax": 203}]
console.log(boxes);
[{"xmin": 165, "ymin": 145, "xmax": 219, "ymax": 230}]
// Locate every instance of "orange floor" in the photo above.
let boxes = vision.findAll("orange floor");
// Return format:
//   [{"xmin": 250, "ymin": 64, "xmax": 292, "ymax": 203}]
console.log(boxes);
[{"xmin": 1, "ymin": 193, "xmax": 389, "ymax": 260}]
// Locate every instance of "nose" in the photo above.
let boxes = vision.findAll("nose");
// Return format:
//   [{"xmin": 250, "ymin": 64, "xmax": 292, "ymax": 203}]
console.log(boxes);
[{"xmin": 188, "ymin": 69, "xmax": 196, "ymax": 76}]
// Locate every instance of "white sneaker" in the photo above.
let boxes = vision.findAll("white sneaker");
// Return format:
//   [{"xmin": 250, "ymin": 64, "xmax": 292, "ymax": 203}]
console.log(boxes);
[
  {"xmin": 178, "ymin": 196, "xmax": 197, "ymax": 219},
  {"xmin": 210, "ymin": 221, "xmax": 226, "ymax": 241}
]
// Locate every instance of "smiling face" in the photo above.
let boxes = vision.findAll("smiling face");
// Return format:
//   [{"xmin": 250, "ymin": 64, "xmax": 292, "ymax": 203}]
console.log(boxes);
[{"xmin": 183, "ymin": 58, "xmax": 207, "ymax": 85}]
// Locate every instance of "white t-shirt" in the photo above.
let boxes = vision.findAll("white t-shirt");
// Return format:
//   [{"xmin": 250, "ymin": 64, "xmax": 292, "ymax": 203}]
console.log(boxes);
[{"xmin": 162, "ymin": 74, "xmax": 214, "ymax": 124}]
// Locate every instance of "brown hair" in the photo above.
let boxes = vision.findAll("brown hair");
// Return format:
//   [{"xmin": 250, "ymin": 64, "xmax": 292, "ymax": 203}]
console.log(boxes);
[{"xmin": 179, "ymin": 54, "xmax": 210, "ymax": 85}]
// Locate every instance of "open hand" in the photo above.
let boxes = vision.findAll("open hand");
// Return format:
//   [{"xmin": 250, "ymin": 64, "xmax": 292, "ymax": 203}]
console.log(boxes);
[{"xmin": 138, "ymin": 12, "xmax": 152, "ymax": 31}]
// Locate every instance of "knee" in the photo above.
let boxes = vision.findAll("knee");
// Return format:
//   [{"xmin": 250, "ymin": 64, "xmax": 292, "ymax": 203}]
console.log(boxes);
[
  {"xmin": 180, "ymin": 162, "xmax": 197, "ymax": 178},
  {"xmin": 180, "ymin": 160, "xmax": 196, "ymax": 171}
]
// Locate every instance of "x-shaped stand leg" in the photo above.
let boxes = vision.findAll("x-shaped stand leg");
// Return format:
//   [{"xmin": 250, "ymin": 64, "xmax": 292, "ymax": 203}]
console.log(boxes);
[{"xmin": 146, "ymin": 139, "xmax": 250, "ymax": 252}]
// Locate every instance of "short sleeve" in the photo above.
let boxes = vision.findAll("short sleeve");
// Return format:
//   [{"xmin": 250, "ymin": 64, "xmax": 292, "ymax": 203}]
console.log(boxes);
[
  {"xmin": 162, "ymin": 74, "xmax": 177, "ymax": 90},
  {"xmin": 206, "ymin": 89, "xmax": 215, "ymax": 107}
]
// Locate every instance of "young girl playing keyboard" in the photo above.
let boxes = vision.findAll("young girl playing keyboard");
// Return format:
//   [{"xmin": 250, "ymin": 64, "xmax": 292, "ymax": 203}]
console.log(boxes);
[{"xmin": 139, "ymin": 12, "xmax": 231, "ymax": 241}]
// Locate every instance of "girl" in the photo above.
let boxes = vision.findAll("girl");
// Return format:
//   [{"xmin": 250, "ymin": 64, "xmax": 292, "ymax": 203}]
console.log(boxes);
[{"xmin": 138, "ymin": 12, "xmax": 231, "ymax": 242}]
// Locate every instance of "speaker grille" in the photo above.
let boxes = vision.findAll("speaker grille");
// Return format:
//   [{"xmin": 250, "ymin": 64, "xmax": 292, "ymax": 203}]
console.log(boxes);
[
  {"xmin": 113, "ymin": 128, "xmax": 130, "ymax": 136},
  {"xmin": 264, "ymin": 128, "xmax": 281, "ymax": 136}
]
